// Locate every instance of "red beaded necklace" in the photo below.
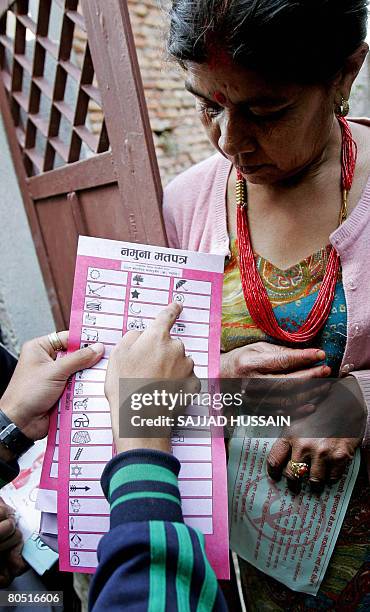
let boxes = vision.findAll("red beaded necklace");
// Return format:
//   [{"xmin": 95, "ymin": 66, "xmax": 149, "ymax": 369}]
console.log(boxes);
[{"xmin": 236, "ymin": 116, "xmax": 357, "ymax": 344}]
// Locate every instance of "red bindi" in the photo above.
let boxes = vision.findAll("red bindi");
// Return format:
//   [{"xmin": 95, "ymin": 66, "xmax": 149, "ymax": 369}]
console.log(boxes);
[{"xmin": 213, "ymin": 91, "xmax": 227, "ymax": 104}]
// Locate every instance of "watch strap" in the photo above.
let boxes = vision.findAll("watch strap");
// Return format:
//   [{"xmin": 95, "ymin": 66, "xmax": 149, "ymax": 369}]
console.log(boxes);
[{"xmin": 0, "ymin": 409, "xmax": 34, "ymax": 458}]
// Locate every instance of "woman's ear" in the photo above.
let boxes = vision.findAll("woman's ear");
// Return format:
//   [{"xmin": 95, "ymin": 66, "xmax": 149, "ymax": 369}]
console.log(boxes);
[{"xmin": 334, "ymin": 42, "xmax": 369, "ymax": 101}]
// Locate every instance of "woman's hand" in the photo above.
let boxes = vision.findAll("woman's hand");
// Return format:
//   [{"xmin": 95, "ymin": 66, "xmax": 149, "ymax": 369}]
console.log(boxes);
[
  {"xmin": 0, "ymin": 332, "xmax": 105, "ymax": 445},
  {"xmin": 105, "ymin": 302, "xmax": 197, "ymax": 455},
  {"xmin": 0, "ymin": 499, "xmax": 27, "ymax": 587},
  {"xmin": 221, "ymin": 342, "xmax": 330, "ymax": 379},
  {"xmin": 267, "ymin": 377, "xmax": 366, "ymax": 493},
  {"xmin": 221, "ymin": 342, "xmax": 332, "ymax": 419}
]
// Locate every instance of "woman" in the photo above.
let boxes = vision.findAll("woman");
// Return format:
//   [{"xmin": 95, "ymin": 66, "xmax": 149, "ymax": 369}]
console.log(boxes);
[{"xmin": 164, "ymin": 0, "xmax": 370, "ymax": 608}]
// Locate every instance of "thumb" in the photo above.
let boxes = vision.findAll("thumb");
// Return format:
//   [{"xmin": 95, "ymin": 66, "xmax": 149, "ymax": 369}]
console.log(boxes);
[{"xmin": 55, "ymin": 343, "xmax": 105, "ymax": 378}]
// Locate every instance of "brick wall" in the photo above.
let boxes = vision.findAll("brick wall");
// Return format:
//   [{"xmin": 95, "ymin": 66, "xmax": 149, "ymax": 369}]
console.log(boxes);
[{"xmin": 127, "ymin": 0, "xmax": 214, "ymax": 186}]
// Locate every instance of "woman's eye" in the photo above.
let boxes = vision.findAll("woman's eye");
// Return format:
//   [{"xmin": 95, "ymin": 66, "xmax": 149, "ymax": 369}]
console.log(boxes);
[{"xmin": 198, "ymin": 103, "xmax": 222, "ymax": 117}]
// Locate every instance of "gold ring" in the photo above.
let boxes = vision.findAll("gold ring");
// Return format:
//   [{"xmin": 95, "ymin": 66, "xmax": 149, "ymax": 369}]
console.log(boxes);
[
  {"xmin": 288, "ymin": 460, "xmax": 309, "ymax": 479},
  {"xmin": 48, "ymin": 332, "xmax": 64, "ymax": 352}
]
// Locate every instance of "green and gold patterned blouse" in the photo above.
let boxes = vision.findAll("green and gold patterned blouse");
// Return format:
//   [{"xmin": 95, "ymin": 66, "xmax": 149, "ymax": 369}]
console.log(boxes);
[{"xmin": 221, "ymin": 237, "xmax": 347, "ymax": 375}]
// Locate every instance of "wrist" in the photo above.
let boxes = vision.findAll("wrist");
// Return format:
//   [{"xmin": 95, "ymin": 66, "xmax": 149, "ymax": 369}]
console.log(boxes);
[
  {"xmin": 0, "ymin": 400, "xmax": 45, "ymax": 442},
  {"xmin": 114, "ymin": 437, "xmax": 171, "ymax": 454},
  {"xmin": 0, "ymin": 397, "xmax": 27, "ymax": 431},
  {"xmin": 0, "ymin": 408, "xmax": 34, "ymax": 459}
]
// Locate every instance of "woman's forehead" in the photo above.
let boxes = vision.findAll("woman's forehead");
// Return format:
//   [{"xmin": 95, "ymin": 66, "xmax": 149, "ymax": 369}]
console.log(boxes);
[{"xmin": 185, "ymin": 62, "xmax": 301, "ymax": 105}]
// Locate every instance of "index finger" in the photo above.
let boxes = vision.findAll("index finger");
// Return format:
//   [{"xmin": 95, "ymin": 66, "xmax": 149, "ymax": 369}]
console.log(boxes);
[
  {"xmin": 148, "ymin": 302, "xmax": 183, "ymax": 337},
  {"xmin": 255, "ymin": 348, "xmax": 326, "ymax": 374}
]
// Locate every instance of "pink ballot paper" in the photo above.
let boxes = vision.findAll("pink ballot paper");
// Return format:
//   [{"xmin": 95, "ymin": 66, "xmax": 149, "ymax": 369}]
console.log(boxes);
[{"xmin": 57, "ymin": 236, "xmax": 229, "ymax": 578}]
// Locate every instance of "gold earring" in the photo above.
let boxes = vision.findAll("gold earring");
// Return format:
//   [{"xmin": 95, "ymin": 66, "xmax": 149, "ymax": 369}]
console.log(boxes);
[{"xmin": 337, "ymin": 96, "xmax": 350, "ymax": 117}]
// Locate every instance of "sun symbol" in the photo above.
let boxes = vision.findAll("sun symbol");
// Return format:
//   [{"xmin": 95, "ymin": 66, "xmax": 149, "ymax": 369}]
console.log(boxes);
[{"xmin": 71, "ymin": 466, "xmax": 82, "ymax": 477}]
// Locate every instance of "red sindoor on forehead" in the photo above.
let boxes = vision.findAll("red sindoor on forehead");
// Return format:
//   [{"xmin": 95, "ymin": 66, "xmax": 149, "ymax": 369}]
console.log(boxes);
[
  {"xmin": 206, "ymin": 42, "xmax": 232, "ymax": 103},
  {"xmin": 207, "ymin": 42, "xmax": 233, "ymax": 70}
]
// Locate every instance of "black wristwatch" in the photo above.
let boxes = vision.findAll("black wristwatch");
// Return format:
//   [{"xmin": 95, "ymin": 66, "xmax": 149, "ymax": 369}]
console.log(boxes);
[{"xmin": 0, "ymin": 409, "xmax": 34, "ymax": 459}]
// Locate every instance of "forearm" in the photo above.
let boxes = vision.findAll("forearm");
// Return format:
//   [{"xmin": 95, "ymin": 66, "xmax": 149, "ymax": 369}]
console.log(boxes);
[{"xmin": 89, "ymin": 449, "xmax": 227, "ymax": 612}]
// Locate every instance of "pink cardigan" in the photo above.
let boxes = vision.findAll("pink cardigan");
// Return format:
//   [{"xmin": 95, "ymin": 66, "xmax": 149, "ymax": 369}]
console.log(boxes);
[{"xmin": 163, "ymin": 120, "xmax": 370, "ymax": 451}]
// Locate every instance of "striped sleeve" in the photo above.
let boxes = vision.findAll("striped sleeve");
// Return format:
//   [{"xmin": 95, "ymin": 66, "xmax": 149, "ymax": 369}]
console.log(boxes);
[{"xmin": 89, "ymin": 449, "xmax": 228, "ymax": 612}]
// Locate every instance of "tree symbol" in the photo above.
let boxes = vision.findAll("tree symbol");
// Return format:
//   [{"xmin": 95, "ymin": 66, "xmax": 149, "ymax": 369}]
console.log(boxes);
[{"xmin": 133, "ymin": 274, "xmax": 144, "ymax": 285}]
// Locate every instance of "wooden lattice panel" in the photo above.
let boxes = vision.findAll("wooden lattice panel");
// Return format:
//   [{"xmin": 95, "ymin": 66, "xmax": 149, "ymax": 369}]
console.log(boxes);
[{"xmin": 0, "ymin": 0, "xmax": 109, "ymax": 176}]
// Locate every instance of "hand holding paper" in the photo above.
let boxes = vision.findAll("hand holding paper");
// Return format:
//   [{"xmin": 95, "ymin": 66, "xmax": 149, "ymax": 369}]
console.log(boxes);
[{"xmin": 0, "ymin": 332, "xmax": 104, "ymax": 442}]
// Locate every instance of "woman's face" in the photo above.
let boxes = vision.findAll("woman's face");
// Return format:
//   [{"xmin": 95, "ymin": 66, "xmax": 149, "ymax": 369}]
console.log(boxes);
[{"xmin": 185, "ymin": 60, "xmax": 336, "ymax": 185}]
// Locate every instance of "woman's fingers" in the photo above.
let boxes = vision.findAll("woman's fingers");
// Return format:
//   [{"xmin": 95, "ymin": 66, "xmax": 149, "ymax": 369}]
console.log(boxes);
[
  {"xmin": 251, "ymin": 346, "xmax": 326, "ymax": 374},
  {"xmin": 221, "ymin": 342, "xmax": 328, "ymax": 378},
  {"xmin": 281, "ymin": 440, "xmax": 353, "ymax": 495},
  {"xmin": 328, "ymin": 459, "xmax": 349, "ymax": 484},
  {"xmin": 283, "ymin": 444, "xmax": 311, "ymax": 494},
  {"xmin": 327, "ymin": 443, "xmax": 354, "ymax": 484},
  {"xmin": 245, "ymin": 378, "xmax": 332, "ymax": 417},
  {"xmin": 266, "ymin": 437, "xmax": 291, "ymax": 481},
  {"xmin": 308, "ymin": 453, "xmax": 326, "ymax": 494},
  {"xmin": 280, "ymin": 365, "xmax": 331, "ymax": 380}
]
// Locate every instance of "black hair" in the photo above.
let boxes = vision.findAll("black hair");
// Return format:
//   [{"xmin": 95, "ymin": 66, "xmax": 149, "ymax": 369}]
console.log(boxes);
[{"xmin": 168, "ymin": 0, "xmax": 369, "ymax": 83}]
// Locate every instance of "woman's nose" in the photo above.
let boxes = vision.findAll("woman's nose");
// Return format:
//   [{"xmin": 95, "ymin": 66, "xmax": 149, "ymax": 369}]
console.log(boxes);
[{"xmin": 218, "ymin": 113, "xmax": 257, "ymax": 158}]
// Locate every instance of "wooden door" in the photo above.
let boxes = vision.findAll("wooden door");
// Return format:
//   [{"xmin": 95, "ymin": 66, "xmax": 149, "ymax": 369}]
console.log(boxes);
[{"xmin": 0, "ymin": 0, "xmax": 165, "ymax": 329}]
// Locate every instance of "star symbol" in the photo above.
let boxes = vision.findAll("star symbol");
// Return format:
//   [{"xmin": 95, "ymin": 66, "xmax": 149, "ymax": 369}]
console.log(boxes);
[
  {"xmin": 71, "ymin": 466, "xmax": 82, "ymax": 477},
  {"xmin": 131, "ymin": 290, "xmax": 140, "ymax": 299}
]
